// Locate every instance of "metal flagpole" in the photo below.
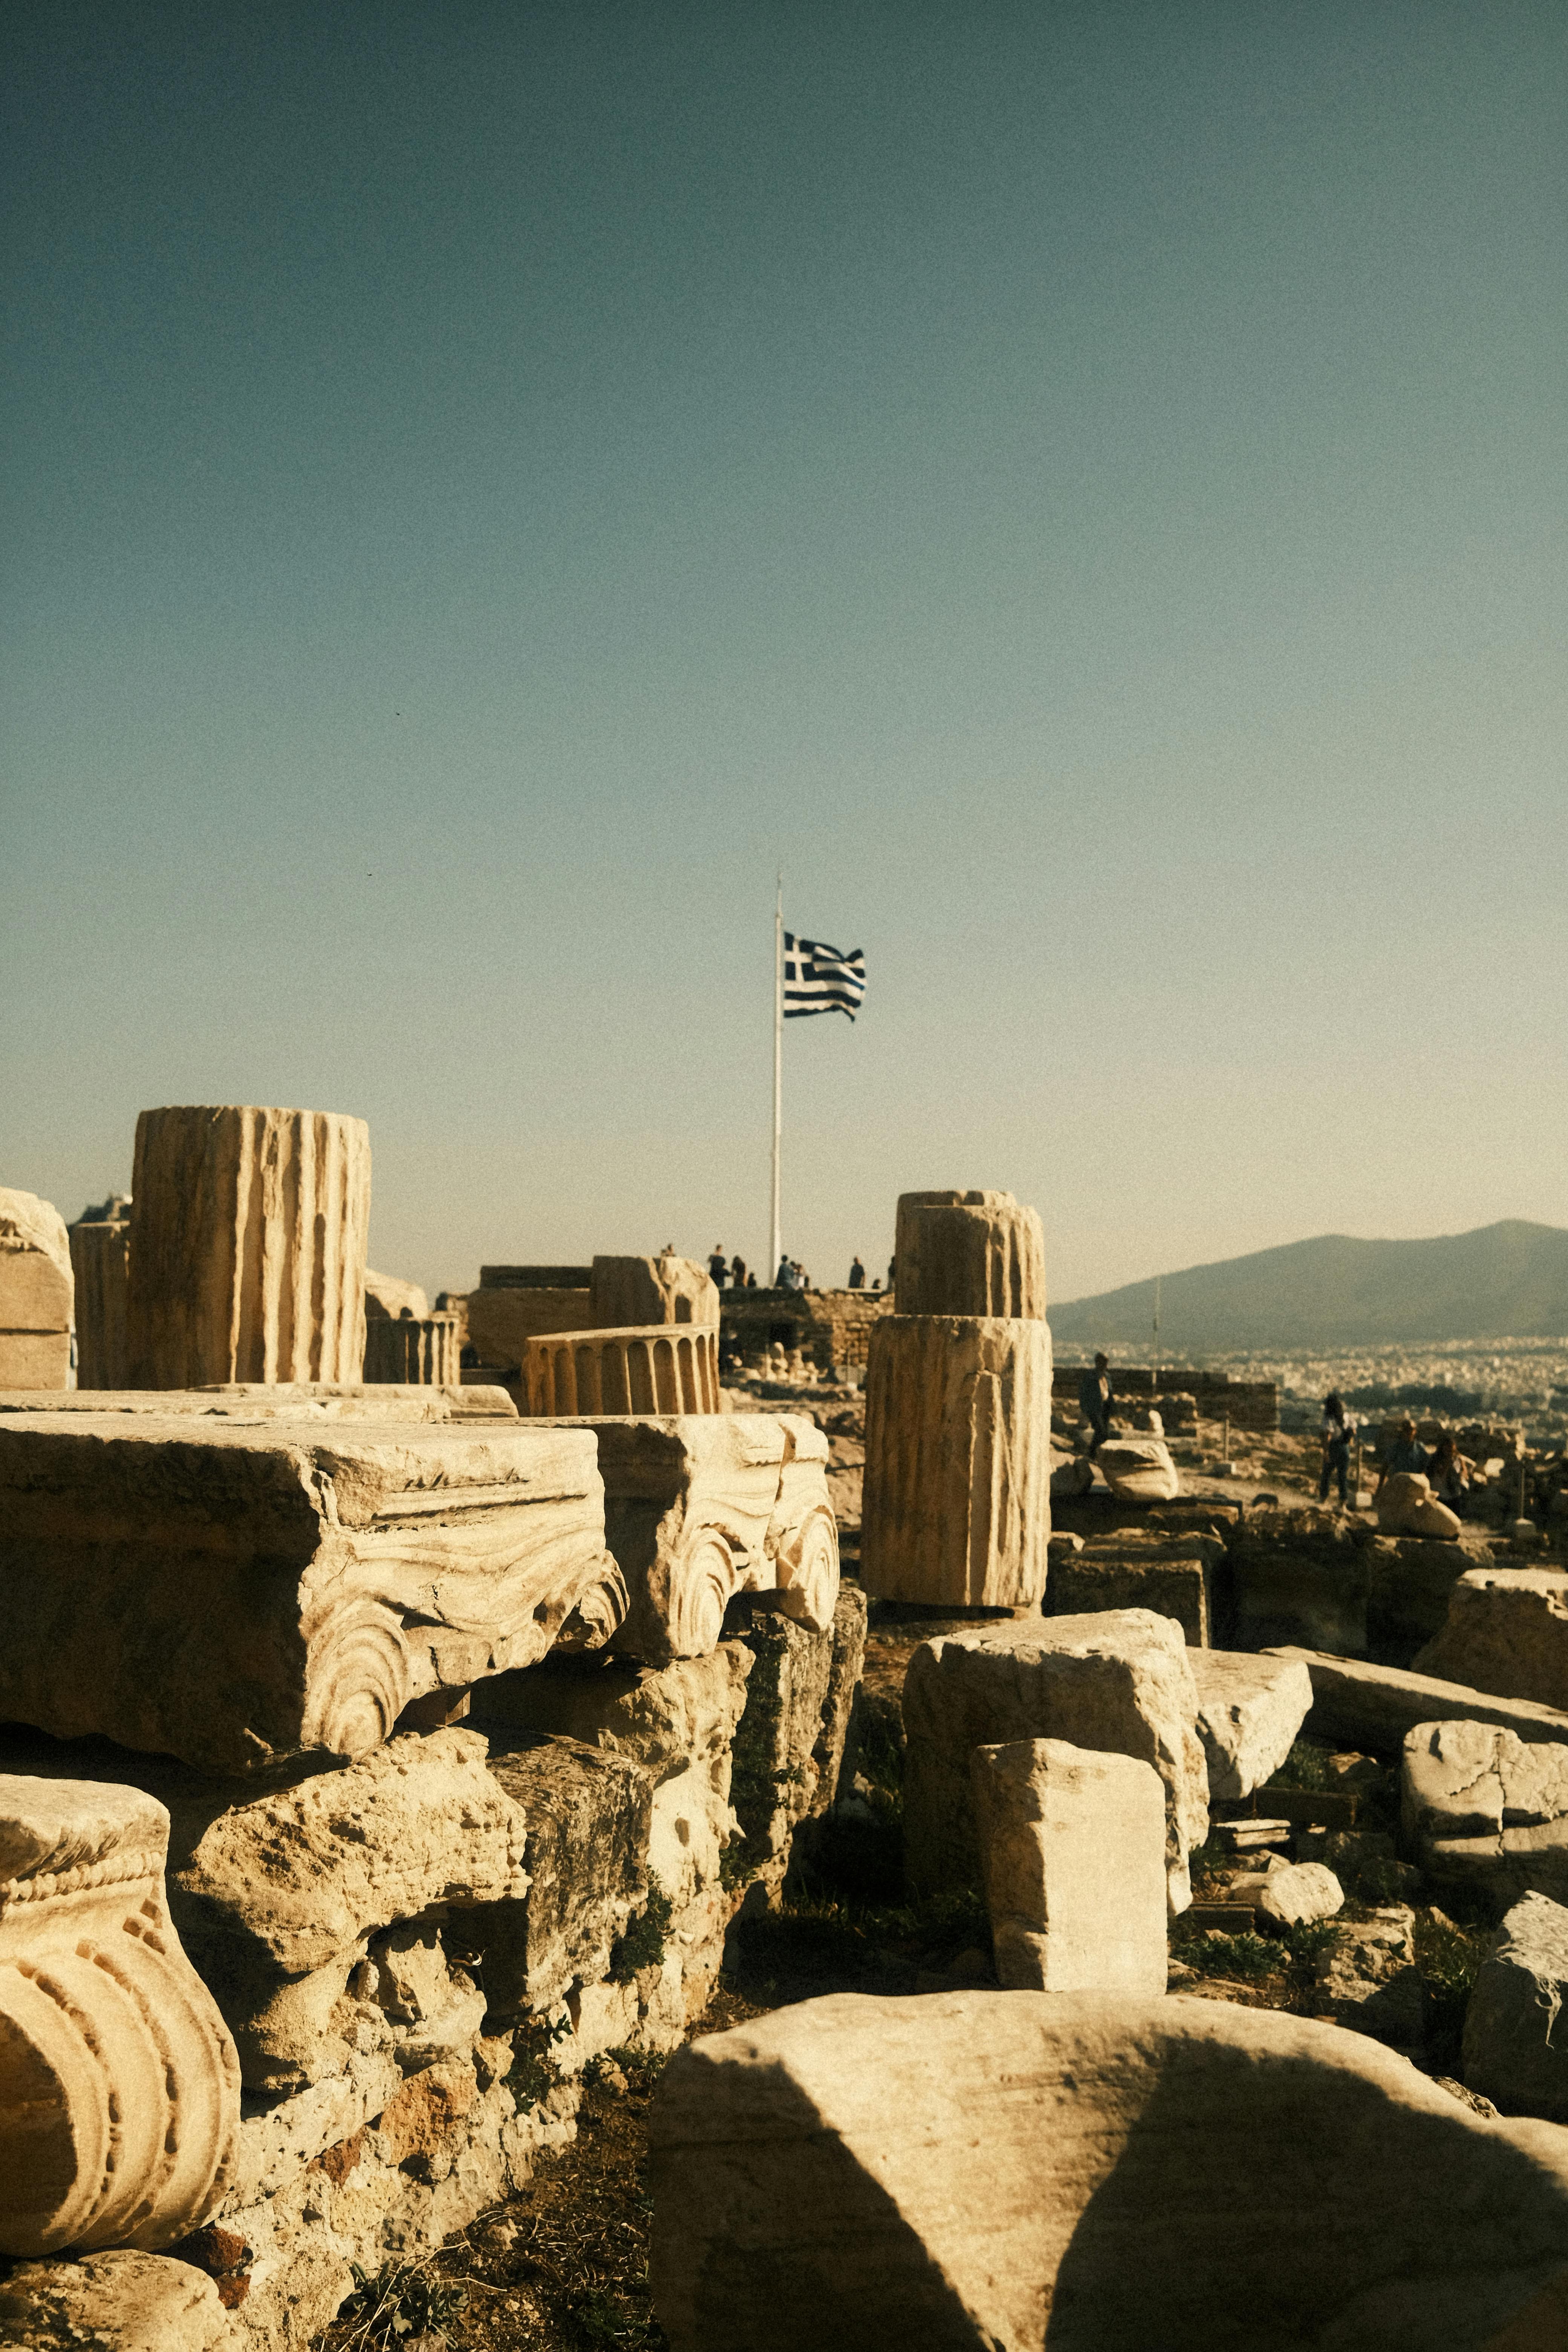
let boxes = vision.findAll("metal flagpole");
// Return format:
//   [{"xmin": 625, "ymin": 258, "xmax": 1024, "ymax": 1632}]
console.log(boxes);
[{"xmin": 769, "ymin": 876, "xmax": 782, "ymax": 1285}]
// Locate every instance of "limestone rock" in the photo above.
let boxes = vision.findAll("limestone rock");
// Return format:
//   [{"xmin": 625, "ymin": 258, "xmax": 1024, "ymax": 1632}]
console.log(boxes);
[
  {"xmin": 67, "ymin": 1218, "xmax": 130, "ymax": 1390},
  {"xmin": 1048, "ymin": 1450, "xmax": 1093, "ymax": 1499},
  {"xmin": 464, "ymin": 1283, "xmax": 597, "ymax": 1371},
  {"xmin": 1256, "ymin": 1861, "xmax": 1343, "ymax": 1930},
  {"xmin": 1272, "ymin": 1647, "xmax": 1568, "ymax": 1755},
  {"xmin": 862, "ymin": 1315, "xmax": 1052, "ymax": 1608},
  {"xmin": 1364, "ymin": 1533, "xmax": 1475, "ymax": 1657},
  {"xmin": 0, "ymin": 1189, "xmax": 72, "ymax": 1390},
  {"xmin": 590, "ymin": 1254, "xmax": 720, "ymax": 1329},
  {"xmin": 1050, "ymin": 1533, "xmax": 1221, "ymax": 1646},
  {"xmin": 1403, "ymin": 1719, "xmax": 1568, "ymax": 1909},
  {"xmin": 1228, "ymin": 1508, "xmax": 1371, "ymax": 1654},
  {"xmin": 1312, "ymin": 1906, "xmax": 1424, "ymax": 2049},
  {"xmin": 126, "ymin": 1106, "xmax": 371, "ymax": 1388},
  {"xmin": 0, "ymin": 1415, "xmax": 619, "ymax": 1772},
  {"xmin": 970, "ymin": 1739, "xmax": 1166, "ymax": 1992},
  {"xmin": 1378, "ymin": 1470, "xmax": 1462, "ymax": 1539},
  {"xmin": 902, "ymin": 1611, "xmax": 1208, "ymax": 1912},
  {"xmin": 537, "ymin": 1413, "xmax": 839, "ymax": 1663},
  {"xmin": 650, "ymin": 1990, "xmax": 1568, "ymax": 2351},
  {"xmin": 892, "ymin": 1190, "xmax": 1046, "ymax": 1319},
  {"xmin": 0, "ymin": 1775, "xmax": 240, "ymax": 2256},
  {"xmin": 1190, "ymin": 1650, "xmax": 1313, "ymax": 1802},
  {"xmin": 476, "ymin": 1734, "xmax": 652, "ymax": 2018},
  {"xmin": 0, "ymin": 1383, "xmax": 516, "ymax": 1423},
  {"xmin": 1095, "ymin": 1438, "xmax": 1180, "ymax": 1504},
  {"xmin": 1415, "ymin": 1570, "xmax": 1568, "ymax": 1713},
  {"xmin": 727, "ymin": 1590, "xmax": 867, "ymax": 1893},
  {"xmin": 1464, "ymin": 1891, "xmax": 1568, "ymax": 2122},
  {"xmin": 0, "ymin": 2251, "xmax": 237, "ymax": 2349}
]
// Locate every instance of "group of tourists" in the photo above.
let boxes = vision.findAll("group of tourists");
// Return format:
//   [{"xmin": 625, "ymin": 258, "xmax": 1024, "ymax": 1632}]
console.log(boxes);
[
  {"xmin": 707, "ymin": 1249, "xmax": 758, "ymax": 1290},
  {"xmin": 1320, "ymin": 1396, "xmax": 1472, "ymax": 1514}
]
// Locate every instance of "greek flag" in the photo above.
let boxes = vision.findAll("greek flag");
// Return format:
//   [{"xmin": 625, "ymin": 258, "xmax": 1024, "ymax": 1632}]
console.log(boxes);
[{"xmin": 783, "ymin": 933, "xmax": 866, "ymax": 1021}]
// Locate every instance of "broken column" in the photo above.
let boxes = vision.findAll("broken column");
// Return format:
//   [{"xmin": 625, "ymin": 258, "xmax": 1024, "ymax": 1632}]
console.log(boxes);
[
  {"xmin": 525, "ymin": 1324, "xmax": 721, "ymax": 1415},
  {"xmin": 125, "ymin": 1104, "xmax": 371, "ymax": 1387},
  {"xmin": 893, "ymin": 1189, "xmax": 1046, "ymax": 1318},
  {"xmin": 861, "ymin": 1314, "xmax": 1052, "ymax": 1606},
  {"xmin": 0, "ymin": 1188, "xmax": 73, "ymax": 1389},
  {"xmin": 67, "ymin": 1208, "xmax": 131, "ymax": 1389},
  {"xmin": 0, "ymin": 1774, "xmax": 240, "ymax": 2257},
  {"xmin": 590, "ymin": 1253, "xmax": 720, "ymax": 1328},
  {"xmin": 970, "ymin": 1738, "xmax": 1167, "ymax": 1992},
  {"xmin": 0, "ymin": 1412, "xmax": 623, "ymax": 1772},
  {"xmin": 362, "ymin": 1310, "xmax": 461, "ymax": 1386}
]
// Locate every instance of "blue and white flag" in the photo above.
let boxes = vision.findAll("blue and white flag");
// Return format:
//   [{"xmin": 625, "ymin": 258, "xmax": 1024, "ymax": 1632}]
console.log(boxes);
[{"xmin": 783, "ymin": 933, "xmax": 866, "ymax": 1021}]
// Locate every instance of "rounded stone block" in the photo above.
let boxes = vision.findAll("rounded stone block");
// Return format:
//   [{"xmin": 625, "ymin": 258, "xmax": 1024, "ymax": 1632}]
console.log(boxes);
[
  {"xmin": 862, "ymin": 1314, "xmax": 1052, "ymax": 1607},
  {"xmin": 126, "ymin": 1106, "xmax": 371, "ymax": 1389},
  {"xmin": 894, "ymin": 1190, "xmax": 1046, "ymax": 1319},
  {"xmin": 524, "ymin": 1326, "xmax": 721, "ymax": 1416},
  {"xmin": 0, "ymin": 1192, "xmax": 73, "ymax": 1392}
]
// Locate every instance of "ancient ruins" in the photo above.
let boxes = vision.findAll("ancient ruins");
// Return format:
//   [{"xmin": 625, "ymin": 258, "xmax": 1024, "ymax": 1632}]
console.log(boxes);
[{"xmin": 5, "ymin": 1110, "xmax": 1568, "ymax": 2346}]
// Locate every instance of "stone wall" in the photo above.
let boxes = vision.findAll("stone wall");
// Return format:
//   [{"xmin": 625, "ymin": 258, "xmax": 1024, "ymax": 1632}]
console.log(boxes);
[
  {"xmin": 1053, "ymin": 1363, "xmax": 1279, "ymax": 1432},
  {"xmin": 720, "ymin": 1285, "xmax": 894, "ymax": 1373}
]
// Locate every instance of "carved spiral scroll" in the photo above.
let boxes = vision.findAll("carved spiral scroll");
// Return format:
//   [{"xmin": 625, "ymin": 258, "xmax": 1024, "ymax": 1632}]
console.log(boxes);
[
  {"xmin": 775, "ymin": 1507, "xmax": 841, "ymax": 1634},
  {"xmin": 665, "ymin": 1530, "xmax": 742, "ymax": 1659},
  {"xmin": 554, "ymin": 1553, "xmax": 631, "ymax": 1652},
  {"xmin": 299, "ymin": 1596, "xmax": 414, "ymax": 1759}
]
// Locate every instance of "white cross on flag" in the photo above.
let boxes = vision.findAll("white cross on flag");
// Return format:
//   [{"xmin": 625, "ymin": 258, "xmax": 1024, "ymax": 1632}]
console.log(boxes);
[{"xmin": 782, "ymin": 933, "xmax": 866, "ymax": 1021}]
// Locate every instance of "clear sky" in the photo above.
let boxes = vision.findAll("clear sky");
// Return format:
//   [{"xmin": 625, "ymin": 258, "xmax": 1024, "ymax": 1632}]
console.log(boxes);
[{"xmin": 5, "ymin": 3, "xmax": 1565, "ymax": 1306}]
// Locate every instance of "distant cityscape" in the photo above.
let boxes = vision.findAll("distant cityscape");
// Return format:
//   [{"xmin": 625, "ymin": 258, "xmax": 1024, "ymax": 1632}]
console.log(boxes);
[{"xmin": 1146, "ymin": 1337, "xmax": 1568, "ymax": 1444}]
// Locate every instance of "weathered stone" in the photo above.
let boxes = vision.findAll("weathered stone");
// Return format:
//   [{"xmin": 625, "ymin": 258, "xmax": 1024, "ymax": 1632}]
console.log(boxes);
[
  {"xmin": 1416, "ymin": 1570, "xmax": 1568, "ymax": 1713},
  {"xmin": 1049, "ymin": 1535, "xmax": 1218, "ymax": 1645},
  {"xmin": 650, "ymin": 1990, "xmax": 1568, "ymax": 2351},
  {"xmin": 1364, "ymin": 1533, "xmax": 1475, "ymax": 1658},
  {"xmin": 590, "ymin": 1255, "xmax": 720, "ymax": 1329},
  {"xmin": 475, "ymin": 1735, "xmax": 651, "ymax": 2018},
  {"xmin": 1048, "ymin": 1450, "xmax": 1093, "ymax": 1499},
  {"xmin": 1268, "ymin": 1648, "xmax": 1568, "ymax": 1755},
  {"xmin": 464, "ymin": 1283, "xmax": 597, "ymax": 1372},
  {"xmin": 363, "ymin": 1271, "xmax": 429, "ymax": 1322},
  {"xmin": 1403, "ymin": 1720, "xmax": 1568, "ymax": 1909},
  {"xmin": 0, "ymin": 1775, "xmax": 240, "ymax": 2256},
  {"xmin": 1464, "ymin": 1891, "xmax": 1568, "ymax": 2122},
  {"xmin": 0, "ymin": 1190, "xmax": 72, "ymax": 1389},
  {"xmin": 729, "ymin": 1589, "xmax": 868, "ymax": 1894},
  {"xmin": 0, "ymin": 2251, "xmax": 237, "ymax": 2349},
  {"xmin": 0, "ymin": 1384, "xmax": 517, "ymax": 1423},
  {"xmin": 902, "ymin": 1612, "xmax": 1208, "ymax": 1913},
  {"xmin": 892, "ymin": 1190, "xmax": 1046, "ymax": 1319},
  {"xmin": 68, "ymin": 1217, "xmax": 130, "ymax": 1390},
  {"xmin": 970, "ymin": 1739, "xmax": 1166, "ymax": 1992},
  {"xmin": 361, "ymin": 1314, "xmax": 460, "ymax": 1387},
  {"xmin": 1378, "ymin": 1470, "xmax": 1463, "ymax": 1539},
  {"xmin": 1189, "ymin": 1650, "xmax": 1313, "ymax": 1802},
  {"xmin": 126, "ymin": 1107, "xmax": 371, "ymax": 1389},
  {"xmin": 1095, "ymin": 1438, "xmax": 1180, "ymax": 1504},
  {"xmin": 862, "ymin": 1315, "xmax": 1051, "ymax": 1607},
  {"xmin": 1228, "ymin": 1508, "xmax": 1370, "ymax": 1654},
  {"xmin": 525, "ymin": 1326, "xmax": 721, "ymax": 1416},
  {"xmin": 1256, "ymin": 1862, "xmax": 1343, "ymax": 1930},
  {"xmin": 534, "ymin": 1414, "xmax": 838, "ymax": 1663},
  {"xmin": 1312, "ymin": 1905, "xmax": 1424, "ymax": 2049},
  {"xmin": 0, "ymin": 1416, "xmax": 619, "ymax": 1772}
]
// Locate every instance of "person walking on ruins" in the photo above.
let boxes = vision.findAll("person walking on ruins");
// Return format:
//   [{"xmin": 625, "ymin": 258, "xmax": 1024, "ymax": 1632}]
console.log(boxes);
[
  {"xmin": 1319, "ymin": 1392, "xmax": 1356, "ymax": 1507},
  {"xmin": 1377, "ymin": 1415, "xmax": 1427, "ymax": 1494},
  {"xmin": 1078, "ymin": 1354, "xmax": 1114, "ymax": 1455},
  {"xmin": 848, "ymin": 1254, "xmax": 865, "ymax": 1289},
  {"xmin": 708, "ymin": 1246, "xmax": 729, "ymax": 1289}
]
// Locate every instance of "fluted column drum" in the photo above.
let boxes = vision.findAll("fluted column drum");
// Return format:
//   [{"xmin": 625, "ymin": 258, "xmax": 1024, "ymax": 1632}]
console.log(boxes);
[
  {"xmin": 524, "ymin": 1324, "xmax": 721, "ymax": 1416},
  {"xmin": 894, "ymin": 1190, "xmax": 1047, "ymax": 1319}
]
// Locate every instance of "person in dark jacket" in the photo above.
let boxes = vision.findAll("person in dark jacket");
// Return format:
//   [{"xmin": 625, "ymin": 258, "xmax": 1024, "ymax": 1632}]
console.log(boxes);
[
  {"xmin": 1319, "ymin": 1392, "xmax": 1357, "ymax": 1506},
  {"xmin": 1377, "ymin": 1416, "xmax": 1427, "ymax": 1494},
  {"xmin": 1078, "ymin": 1354, "xmax": 1113, "ymax": 1455},
  {"xmin": 848, "ymin": 1255, "xmax": 866, "ymax": 1289}
]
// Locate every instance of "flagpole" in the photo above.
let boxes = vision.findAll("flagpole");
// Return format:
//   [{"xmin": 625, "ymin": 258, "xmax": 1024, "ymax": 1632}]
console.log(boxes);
[{"xmin": 770, "ymin": 876, "xmax": 782, "ymax": 1285}]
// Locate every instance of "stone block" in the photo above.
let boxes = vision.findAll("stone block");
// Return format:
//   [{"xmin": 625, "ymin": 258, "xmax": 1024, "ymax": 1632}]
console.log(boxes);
[
  {"xmin": 1189, "ymin": 1650, "xmax": 1313, "ymax": 1802},
  {"xmin": 1271, "ymin": 1648, "xmax": 1568, "ymax": 1756},
  {"xmin": 969, "ymin": 1738, "xmax": 1166, "ymax": 1992},
  {"xmin": 650, "ymin": 1989, "xmax": 1568, "ymax": 2352},
  {"xmin": 0, "ymin": 1775, "xmax": 240, "ymax": 2256},
  {"xmin": 1464, "ymin": 1891, "xmax": 1568, "ymax": 2122},
  {"xmin": 464, "ymin": 1283, "xmax": 597, "ymax": 1371},
  {"xmin": 892, "ymin": 1190, "xmax": 1046, "ymax": 1319},
  {"xmin": 68, "ymin": 1217, "xmax": 130, "ymax": 1390},
  {"xmin": 0, "ymin": 1189, "xmax": 72, "ymax": 1390},
  {"xmin": 1364, "ymin": 1533, "xmax": 1475, "ymax": 1659},
  {"xmin": 590, "ymin": 1254, "xmax": 720, "ymax": 1329},
  {"xmin": 474, "ymin": 1734, "xmax": 652, "ymax": 2018},
  {"xmin": 126, "ymin": 1106, "xmax": 371, "ymax": 1388},
  {"xmin": 522, "ymin": 1415, "xmax": 837, "ymax": 1663},
  {"xmin": 1415, "ymin": 1570, "xmax": 1568, "ymax": 1712},
  {"xmin": 0, "ymin": 2251, "xmax": 238, "ymax": 2349},
  {"xmin": 902, "ymin": 1611, "xmax": 1208, "ymax": 1912},
  {"xmin": 728, "ymin": 1588, "xmax": 868, "ymax": 1894},
  {"xmin": 525, "ymin": 1326, "xmax": 721, "ymax": 1416},
  {"xmin": 1227, "ymin": 1508, "xmax": 1371, "ymax": 1654},
  {"xmin": 861, "ymin": 1315, "xmax": 1051, "ymax": 1607},
  {"xmin": 1403, "ymin": 1719, "xmax": 1568, "ymax": 1909},
  {"xmin": 0, "ymin": 1383, "xmax": 516, "ymax": 1423},
  {"xmin": 1095, "ymin": 1438, "xmax": 1180, "ymax": 1503},
  {"xmin": 0, "ymin": 1413, "xmax": 619, "ymax": 1772},
  {"xmin": 1256, "ymin": 1862, "xmax": 1343, "ymax": 1930},
  {"xmin": 1049, "ymin": 1538, "xmax": 1214, "ymax": 1645},
  {"xmin": 1312, "ymin": 1906, "xmax": 1424, "ymax": 2049}
]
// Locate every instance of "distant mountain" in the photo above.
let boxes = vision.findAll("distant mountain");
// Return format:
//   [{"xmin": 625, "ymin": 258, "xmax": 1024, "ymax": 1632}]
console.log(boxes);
[{"xmin": 1051, "ymin": 1221, "xmax": 1568, "ymax": 1354}]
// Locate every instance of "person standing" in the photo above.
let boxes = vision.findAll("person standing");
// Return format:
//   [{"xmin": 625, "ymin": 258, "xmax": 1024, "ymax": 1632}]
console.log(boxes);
[
  {"xmin": 1320, "ymin": 1392, "xmax": 1356, "ymax": 1507},
  {"xmin": 1427, "ymin": 1433, "xmax": 1470, "ymax": 1516},
  {"xmin": 729, "ymin": 1253, "xmax": 747, "ymax": 1289},
  {"xmin": 848, "ymin": 1255, "xmax": 865, "ymax": 1289},
  {"xmin": 1377, "ymin": 1416, "xmax": 1427, "ymax": 1494},
  {"xmin": 1078, "ymin": 1354, "xmax": 1114, "ymax": 1456},
  {"xmin": 708, "ymin": 1246, "xmax": 729, "ymax": 1289}
]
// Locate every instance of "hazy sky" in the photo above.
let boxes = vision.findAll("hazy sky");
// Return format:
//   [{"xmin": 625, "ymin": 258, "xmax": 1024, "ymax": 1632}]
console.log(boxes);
[{"xmin": 5, "ymin": 4, "xmax": 1565, "ymax": 1305}]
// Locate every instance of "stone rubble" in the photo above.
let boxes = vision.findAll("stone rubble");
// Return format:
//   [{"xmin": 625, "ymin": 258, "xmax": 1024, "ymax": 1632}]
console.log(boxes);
[{"xmin": 969, "ymin": 1737, "xmax": 1167, "ymax": 1992}]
